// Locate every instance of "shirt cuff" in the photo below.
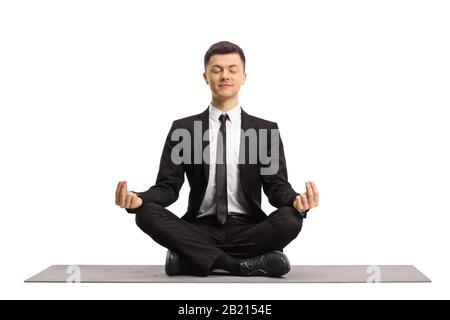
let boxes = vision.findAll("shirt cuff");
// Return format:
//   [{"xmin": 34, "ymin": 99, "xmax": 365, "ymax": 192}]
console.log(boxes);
[{"xmin": 298, "ymin": 209, "xmax": 309, "ymax": 219}]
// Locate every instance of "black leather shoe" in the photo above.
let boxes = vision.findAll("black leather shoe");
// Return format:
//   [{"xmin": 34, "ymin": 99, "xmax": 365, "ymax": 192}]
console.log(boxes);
[
  {"xmin": 165, "ymin": 250, "xmax": 203, "ymax": 276},
  {"xmin": 239, "ymin": 251, "xmax": 291, "ymax": 277}
]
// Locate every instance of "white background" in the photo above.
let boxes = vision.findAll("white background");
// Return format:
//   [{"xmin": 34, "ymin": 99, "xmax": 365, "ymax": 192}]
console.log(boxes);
[{"xmin": 1, "ymin": 0, "xmax": 449, "ymax": 299}]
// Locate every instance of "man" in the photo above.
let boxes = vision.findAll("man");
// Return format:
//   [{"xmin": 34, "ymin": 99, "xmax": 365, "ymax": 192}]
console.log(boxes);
[{"xmin": 115, "ymin": 41, "xmax": 319, "ymax": 277}]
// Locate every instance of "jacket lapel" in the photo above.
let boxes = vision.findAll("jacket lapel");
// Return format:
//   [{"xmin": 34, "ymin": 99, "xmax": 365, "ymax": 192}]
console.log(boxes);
[{"xmin": 199, "ymin": 107, "xmax": 210, "ymax": 183}]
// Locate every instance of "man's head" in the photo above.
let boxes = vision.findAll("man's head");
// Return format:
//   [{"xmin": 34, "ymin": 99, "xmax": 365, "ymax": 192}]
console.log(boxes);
[{"xmin": 203, "ymin": 41, "xmax": 247, "ymax": 102}]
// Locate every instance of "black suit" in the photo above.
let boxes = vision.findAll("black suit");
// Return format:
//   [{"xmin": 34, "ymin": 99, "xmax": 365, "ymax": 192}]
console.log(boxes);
[{"xmin": 127, "ymin": 106, "xmax": 307, "ymax": 275}]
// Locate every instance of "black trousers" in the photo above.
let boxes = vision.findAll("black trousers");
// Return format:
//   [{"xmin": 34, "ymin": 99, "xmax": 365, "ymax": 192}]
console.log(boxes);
[{"xmin": 134, "ymin": 202, "xmax": 303, "ymax": 276}]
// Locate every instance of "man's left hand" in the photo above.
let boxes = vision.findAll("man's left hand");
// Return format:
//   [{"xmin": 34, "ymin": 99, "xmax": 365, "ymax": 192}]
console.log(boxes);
[{"xmin": 293, "ymin": 181, "xmax": 319, "ymax": 213}]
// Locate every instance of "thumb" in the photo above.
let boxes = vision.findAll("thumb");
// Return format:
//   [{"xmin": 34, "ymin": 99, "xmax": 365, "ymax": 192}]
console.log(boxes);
[{"xmin": 130, "ymin": 193, "xmax": 142, "ymax": 209}]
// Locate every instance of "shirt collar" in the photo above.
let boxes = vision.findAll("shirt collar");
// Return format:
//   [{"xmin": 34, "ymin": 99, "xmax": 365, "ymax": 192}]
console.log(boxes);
[{"xmin": 209, "ymin": 103, "xmax": 241, "ymax": 123}]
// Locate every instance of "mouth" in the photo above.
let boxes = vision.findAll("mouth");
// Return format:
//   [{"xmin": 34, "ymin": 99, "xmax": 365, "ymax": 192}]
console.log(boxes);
[{"xmin": 218, "ymin": 84, "xmax": 233, "ymax": 88}]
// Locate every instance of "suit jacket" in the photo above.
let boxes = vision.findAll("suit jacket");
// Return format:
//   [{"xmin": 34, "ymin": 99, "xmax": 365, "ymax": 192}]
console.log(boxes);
[{"xmin": 126, "ymin": 106, "xmax": 308, "ymax": 222}]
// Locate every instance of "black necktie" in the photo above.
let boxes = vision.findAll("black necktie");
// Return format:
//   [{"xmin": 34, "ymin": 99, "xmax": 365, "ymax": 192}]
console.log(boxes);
[{"xmin": 216, "ymin": 113, "xmax": 229, "ymax": 225}]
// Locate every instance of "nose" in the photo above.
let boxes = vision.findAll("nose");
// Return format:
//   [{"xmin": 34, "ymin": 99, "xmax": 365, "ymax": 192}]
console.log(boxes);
[{"xmin": 221, "ymin": 70, "xmax": 231, "ymax": 80}]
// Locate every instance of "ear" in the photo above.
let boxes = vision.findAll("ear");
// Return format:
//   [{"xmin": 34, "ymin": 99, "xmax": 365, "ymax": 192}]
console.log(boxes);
[
  {"xmin": 242, "ymin": 72, "xmax": 247, "ymax": 85},
  {"xmin": 203, "ymin": 72, "xmax": 209, "ymax": 84}
]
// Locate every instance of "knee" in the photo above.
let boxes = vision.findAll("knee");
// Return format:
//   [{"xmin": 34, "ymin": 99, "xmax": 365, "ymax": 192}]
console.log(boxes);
[
  {"xmin": 276, "ymin": 206, "xmax": 303, "ymax": 238},
  {"xmin": 135, "ymin": 202, "xmax": 164, "ymax": 231}
]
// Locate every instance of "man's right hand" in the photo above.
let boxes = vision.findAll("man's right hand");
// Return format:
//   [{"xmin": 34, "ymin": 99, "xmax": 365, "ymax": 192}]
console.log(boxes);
[{"xmin": 115, "ymin": 181, "xmax": 143, "ymax": 209}]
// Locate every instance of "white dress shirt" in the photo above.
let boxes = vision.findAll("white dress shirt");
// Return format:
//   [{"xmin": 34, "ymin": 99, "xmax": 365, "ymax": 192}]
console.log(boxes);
[{"xmin": 197, "ymin": 103, "xmax": 253, "ymax": 218}]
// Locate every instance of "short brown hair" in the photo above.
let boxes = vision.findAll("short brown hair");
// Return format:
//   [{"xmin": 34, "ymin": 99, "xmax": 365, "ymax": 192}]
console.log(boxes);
[{"xmin": 204, "ymin": 41, "xmax": 246, "ymax": 72}]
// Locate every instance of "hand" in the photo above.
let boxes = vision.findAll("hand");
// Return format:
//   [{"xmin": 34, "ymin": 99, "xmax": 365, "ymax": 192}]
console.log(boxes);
[
  {"xmin": 293, "ymin": 181, "xmax": 319, "ymax": 213},
  {"xmin": 115, "ymin": 181, "xmax": 143, "ymax": 209}
]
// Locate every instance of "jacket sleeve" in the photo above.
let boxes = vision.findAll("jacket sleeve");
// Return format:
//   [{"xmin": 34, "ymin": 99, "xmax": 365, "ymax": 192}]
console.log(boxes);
[
  {"xmin": 126, "ymin": 121, "xmax": 185, "ymax": 213},
  {"xmin": 261, "ymin": 122, "xmax": 308, "ymax": 218}
]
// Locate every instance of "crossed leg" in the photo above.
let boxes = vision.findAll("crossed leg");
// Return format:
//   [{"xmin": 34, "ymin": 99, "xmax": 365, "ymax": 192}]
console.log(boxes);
[{"xmin": 134, "ymin": 202, "xmax": 303, "ymax": 276}]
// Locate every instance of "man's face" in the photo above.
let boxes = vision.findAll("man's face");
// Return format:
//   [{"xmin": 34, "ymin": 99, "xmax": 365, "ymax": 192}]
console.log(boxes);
[{"xmin": 203, "ymin": 53, "xmax": 247, "ymax": 100}]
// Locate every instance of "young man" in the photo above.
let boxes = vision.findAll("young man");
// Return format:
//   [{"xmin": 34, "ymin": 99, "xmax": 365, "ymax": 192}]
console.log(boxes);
[{"xmin": 115, "ymin": 41, "xmax": 319, "ymax": 277}]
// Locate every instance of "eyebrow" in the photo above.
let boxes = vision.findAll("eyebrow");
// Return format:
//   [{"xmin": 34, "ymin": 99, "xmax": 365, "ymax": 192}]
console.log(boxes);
[{"xmin": 211, "ymin": 64, "xmax": 240, "ymax": 69}]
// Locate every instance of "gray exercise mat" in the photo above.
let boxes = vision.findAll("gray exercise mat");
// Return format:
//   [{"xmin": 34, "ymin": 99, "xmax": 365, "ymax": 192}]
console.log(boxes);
[{"xmin": 25, "ymin": 265, "xmax": 430, "ymax": 283}]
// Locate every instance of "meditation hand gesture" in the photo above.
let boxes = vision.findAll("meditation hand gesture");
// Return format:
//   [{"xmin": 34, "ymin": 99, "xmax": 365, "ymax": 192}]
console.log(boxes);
[
  {"xmin": 115, "ymin": 181, "xmax": 143, "ymax": 209},
  {"xmin": 293, "ymin": 181, "xmax": 319, "ymax": 213}
]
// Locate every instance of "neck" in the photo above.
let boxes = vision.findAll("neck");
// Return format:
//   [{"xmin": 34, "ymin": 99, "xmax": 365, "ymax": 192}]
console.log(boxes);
[{"xmin": 211, "ymin": 95, "xmax": 239, "ymax": 112}]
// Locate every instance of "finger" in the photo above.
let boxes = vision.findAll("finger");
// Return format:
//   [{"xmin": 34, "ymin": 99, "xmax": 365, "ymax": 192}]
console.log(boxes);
[
  {"xmin": 127, "ymin": 192, "xmax": 136, "ymax": 208},
  {"xmin": 300, "ymin": 193, "xmax": 309, "ymax": 210},
  {"xmin": 120, "ymin": 181, "xmax": 128, "ymax": 207},
  {"xmin": 125, "ymin": 193, "xmax": 132, "ymax": 208},
  {"xmin": 115, "ymin": 181, "xmax": 122, "ymax": 205},
  {"xmin": 116, "ymin": 181, "xmax": 123, "ymax": 205},
  {"xmin": 296, "ymin": 195, "xmax": 304, "ymax": 211},
  {"xmin": 292, "ymin": 195, "xmax": 299, "ymax": 207},
  {"xmin": 306, "ymin": 182, "xmax": 315, "ymax": 206},
  {"xmin": 130, "ymin": 195, "xmax": 139, "ymax": 209},
  {"xmin": 118, "ymin": 181, "xmax": 125, "ymax": 206},
  {"xmin": 311, "ymin": 181, "xmax": 319, "ymax": 205}
]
